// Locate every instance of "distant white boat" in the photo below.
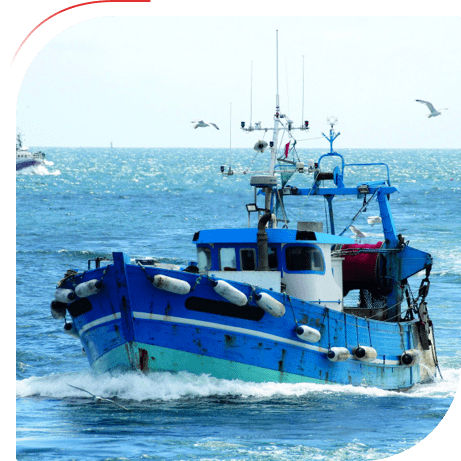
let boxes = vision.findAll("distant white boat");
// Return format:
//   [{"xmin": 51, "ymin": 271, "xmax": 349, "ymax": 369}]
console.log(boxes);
[{"xmin": 16, "ymin": 134, "xmax": 46, "ymax": 171}]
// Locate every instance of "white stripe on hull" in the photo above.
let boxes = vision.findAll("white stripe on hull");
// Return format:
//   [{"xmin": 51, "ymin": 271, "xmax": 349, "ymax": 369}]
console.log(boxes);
[
  {"xmin": 79, "ymin": 310, "xmax": 401, "ymax": 365},
  {"xmin": 79, "ymin": 312, "xmax": 121, "ymax": 333}
]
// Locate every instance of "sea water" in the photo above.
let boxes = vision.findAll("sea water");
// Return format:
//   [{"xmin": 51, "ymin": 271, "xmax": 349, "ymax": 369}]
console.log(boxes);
[{"xmin": 16, "ymin": 147, "xmax": 461, "ymax": 460}]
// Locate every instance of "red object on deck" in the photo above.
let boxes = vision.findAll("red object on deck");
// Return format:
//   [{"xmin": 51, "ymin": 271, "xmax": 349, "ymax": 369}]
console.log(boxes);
[{"xmin": 341, "ymin": 242, "xmax": 383, "ymax": 293}]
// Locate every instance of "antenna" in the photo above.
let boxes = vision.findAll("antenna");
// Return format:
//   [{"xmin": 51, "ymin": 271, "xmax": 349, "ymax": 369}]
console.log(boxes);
[{"xmin": 276, "ymin": 30, "xmax": 279, "ymax": 111}]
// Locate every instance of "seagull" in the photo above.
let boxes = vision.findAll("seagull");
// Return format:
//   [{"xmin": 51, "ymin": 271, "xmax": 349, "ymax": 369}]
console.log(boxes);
[
  {"xmin": 415, "ymin": 100, "xmax": 448, "ymax": 118},
  {"xmin": 350, "ymin": 225, "xmax": 368, "ymax": 240},
  {"xmin": 67, "ymin": 383, "xmax": 130, "ymax": 411},
  {"xmin": 350, "ymin": 225, "xmax": 383, "ymax": 242},
  {"xmin": 191, "ymin": 120, "xmax": 219, "ymax": 130}
]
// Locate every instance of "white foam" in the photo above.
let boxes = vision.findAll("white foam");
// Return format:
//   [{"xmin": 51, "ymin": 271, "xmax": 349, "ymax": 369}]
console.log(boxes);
[
  {"xmin": 16, "ymin": 367, "xmax": 460, "ymax": 402},
  {"xmin": 16, "ymin": 164, "xmax": 60, "ymax": 176}
]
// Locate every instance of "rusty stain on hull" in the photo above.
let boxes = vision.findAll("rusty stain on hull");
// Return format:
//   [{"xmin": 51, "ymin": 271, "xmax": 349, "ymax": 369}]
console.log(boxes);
[{"xmin": 139, "ymin": 348, "xmax": 149, "ymax": 372}]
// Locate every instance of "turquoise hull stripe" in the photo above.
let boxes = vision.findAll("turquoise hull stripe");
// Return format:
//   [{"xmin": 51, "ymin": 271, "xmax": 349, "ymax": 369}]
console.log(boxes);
[{"xmin": 92, "ymin": 342, "xmax": 325, "ymax": 384}]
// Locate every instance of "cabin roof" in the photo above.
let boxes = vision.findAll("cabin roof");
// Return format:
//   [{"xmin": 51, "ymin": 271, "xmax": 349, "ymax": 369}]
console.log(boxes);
[{"xmin": 193, "ymin": 228, "xmax": 355, "ymax": 245}]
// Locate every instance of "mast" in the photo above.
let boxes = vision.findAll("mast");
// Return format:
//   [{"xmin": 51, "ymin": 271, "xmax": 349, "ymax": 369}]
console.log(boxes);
[
  {"xmin": 269, "ymin": 30, "xmax": 280, "ymax": 176},
  {"xmin": 239, "ymin": 30, "xmax": 310, "ymax": 225}
]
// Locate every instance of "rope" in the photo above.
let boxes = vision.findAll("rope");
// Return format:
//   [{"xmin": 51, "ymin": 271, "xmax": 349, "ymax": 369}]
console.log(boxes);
[
  {"xmin": 355, "ymin": 317, "xmax": 360, "ymax": 346},
  {"xmin": 244, "ymin": 149, "xmax": 264, "ymax": 174},
  {"xmin": 339, "ymin": 188, "xmax": 379, "ymax": 236},
  {"xmin": 57, "ymin": 269, "xmax": 78, "ymax": 288},
  {"xmin": 326, "ymin": 308, "xmax": 331, "ymax": 349},
  {"xmin": 286, "ymin": 294, "xmax": 298, "ymax": 327},
  {"xmin": 430, "ymin": 322, "xmax": 444, "ymax": 380},
  {"xmin": 191, "ymin": 275, "xmax": 204, "ymax": 291},
  {"xmin": 324, "ymin": 197, "xmax": 330, "ymax": 234},
  {"xmin": 247, "ymin": 285, "xmax": 257, "ymax": 305},
  {"xmin": 137, "ymin": 262, "xmax": 154, "ymax": 282},
  {"xmin": 291, "ymin": 181, "xmax": 316, "ymax": 225},
  {"xmin": 367, "ymin": 321, "xmax": 373, "ymax": 348},
  {"xmin": 275, "ymin": 186, "xmax": 289, "ymax": 228},
  {"xmin": 366, "ymin": 299, "xmax": 404, "ymax": 321}
]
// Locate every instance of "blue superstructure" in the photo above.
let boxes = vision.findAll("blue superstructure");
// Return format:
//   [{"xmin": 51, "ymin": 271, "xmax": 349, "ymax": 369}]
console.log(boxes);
[{"xmin": 50, "ymin": 46, "xmax": 440, "ymax": 391}]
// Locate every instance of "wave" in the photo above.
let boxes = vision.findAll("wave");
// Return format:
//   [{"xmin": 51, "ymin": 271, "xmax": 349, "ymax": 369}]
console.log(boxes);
[
  {"xmin": 16, "ymin": 164, "xmax": 60, "ymax": 176},
  {"xmin": 16, "ymin": 367, "xmax": 460, "ymax": 403}
]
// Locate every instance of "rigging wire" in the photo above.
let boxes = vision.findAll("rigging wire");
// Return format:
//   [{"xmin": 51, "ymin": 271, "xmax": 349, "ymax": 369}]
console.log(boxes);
[
  {"xmin": 285, "ymin": 59, "xmax": 290, "ymax": 115},
  {"xmin": 228, "ymin": 102, "xmax": 232, "ymax": 173},
  {"xmin": 250, "ymin": 61, "xmax": 253, "ymax": 127},
  {"xmin": 301, "ymin": 55, "xmax": 305, "ymax": 125}
]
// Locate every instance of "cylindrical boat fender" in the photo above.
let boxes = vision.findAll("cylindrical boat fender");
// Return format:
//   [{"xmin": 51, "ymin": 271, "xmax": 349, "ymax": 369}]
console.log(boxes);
[
  {"xmin": 353, "ymin": 346, "xmax": 378, "ymax": 362},
  {"xmin": 75, "ymin": 279, "xmax": 102, "ymax": 298},
  {"xmin": 401, "ymin": 349, "xmax": 421, "ymax": 365},
  {"xmin": 327, "ymin": 347, "xmax": 351, "ymax": 362},
  {"xmin": 211, "ymin": 279, "xmax": 248, "ymax": 306},
  {"xmin": 153, "ymin": 274, "xmax": 191, "ymax": 295},
  {"xmin": 296, "ymin": 324, "xmax": 321, "ymax": 343},
  {"xmin": 255, "ymin": 292, "xmax": 285, "ymax": 318},
  {"xmin": 54, "ymin": 288, "xmax": 76, "ymax": 303},
  {"xmin": 64, "ymin": 322, "xmax": 79, "ymax": 339},
  {"xmin": 50, "ymin": 300, "xmax": 67, "ymax": 320}
]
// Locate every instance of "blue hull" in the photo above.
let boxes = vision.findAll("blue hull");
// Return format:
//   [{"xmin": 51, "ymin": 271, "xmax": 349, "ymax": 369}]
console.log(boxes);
[
  {"xmin": 63, "ymin": 252, "xmax": 433, "ymax": 390},
  {"xmin": 16, "ymin": 160, "xmax": 41, "ymax": 171}
]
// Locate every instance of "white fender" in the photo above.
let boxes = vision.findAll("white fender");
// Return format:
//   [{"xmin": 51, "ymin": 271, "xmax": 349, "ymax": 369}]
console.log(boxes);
[
  {"xmin": 255, "ymin": 292, "xmax": 285, "ymax": 318},
  {"xmin": 212, "ymin": 280, "xmax": 248, "ymax": 306},
  {"xmin": 50, "ymin": 300, "xmax": 67, "ymax": 320},
  {"xmin": 55, "ymin": 288, "xmax": 76, "ymax": 303},
  {"xmin": 75, "ymin": 279, "xmax": 102, "ymax": 298},
  {"xmin": 327, "ymin": 347, "xmax": 351, "ymax": 362},
  {"xmin": 153, "ymin": 275, "xmax": 191, "ymax": 295},
  {"xmin": 64, "ymin": 322, "xmax": 79, "ymax": 339},
  {"xmin": 401, "ymin": 349, "xmax": 421, "ymax": 365},
  {"xmin": 353, "ymin": 346, "xmax": 378, "ymax": 362},
  {"xmin": 296, "ymin": 324, "xmax": 321, "ymax": 343}
]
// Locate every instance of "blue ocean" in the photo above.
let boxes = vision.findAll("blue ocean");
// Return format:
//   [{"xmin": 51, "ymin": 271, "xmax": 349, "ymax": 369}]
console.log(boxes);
[{"xmin": 16, "ymin": 146, "xmax": 461, "ymax": 460}]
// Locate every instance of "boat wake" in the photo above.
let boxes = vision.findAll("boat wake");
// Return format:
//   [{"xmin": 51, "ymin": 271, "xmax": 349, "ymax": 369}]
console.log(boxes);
[
  {"xmin": 16, "ymin": 367, "xmax": 460, "ymax": 403},
  {"xmin": 16, "ymin": 163, "xmax": 60, "ymax": 176}
]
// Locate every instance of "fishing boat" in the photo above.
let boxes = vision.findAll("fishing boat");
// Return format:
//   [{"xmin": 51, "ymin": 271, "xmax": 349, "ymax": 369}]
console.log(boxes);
[
  {"xmin": 16, "ymin": 134, "xmax": 46, "ymax": 171},
  {"xmin": 50, "ymin": 49, "xmax": 441, "ymax": 393}
]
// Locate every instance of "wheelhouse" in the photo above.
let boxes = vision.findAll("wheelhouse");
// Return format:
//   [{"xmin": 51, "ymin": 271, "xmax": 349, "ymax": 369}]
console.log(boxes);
[{"xmin": 192, "ymin": 226, "xmax": 354, "ymax": 311}]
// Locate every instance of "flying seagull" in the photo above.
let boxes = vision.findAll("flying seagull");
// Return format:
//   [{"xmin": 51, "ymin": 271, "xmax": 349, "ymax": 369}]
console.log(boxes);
[
  {"xmin": 350, "ymin": 225, "xmax": 383, "ymax": 241},
  {"xmin": 67, "ymin": 383, "xmax": 130, "ymax": 411},
  {"xmin": 350, "ymin": 225, "xmax": 368, "ymax": 240},
  {"xmin": 415, "ymin": 100, "xmax": 448, "ymax": 118},
  {"xmin": 191, "ymin": 120, "xmax": 219, "ymax": 130}
]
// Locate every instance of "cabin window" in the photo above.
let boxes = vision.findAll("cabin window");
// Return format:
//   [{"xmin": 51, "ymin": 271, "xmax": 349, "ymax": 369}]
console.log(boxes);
[
  {"xmin": 220, "ymin": 248, "xmax": 237, "ymax": 271},
  {"xmin": 268, "ymin": 246, "xmax": 278, "ymax": 270},
  {"xmin": 240, "ymin": 249, "xmax": 256, "ymax": 270},
  {"xmin": 285, "ymin": 246, "xmax": 325, "ymax": 272},
  {"xmin": 197, "ymin": 247, "xmax": 212, "ymax": 272}
]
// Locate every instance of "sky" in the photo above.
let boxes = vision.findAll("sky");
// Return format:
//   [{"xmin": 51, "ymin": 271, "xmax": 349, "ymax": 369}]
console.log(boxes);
[{"xmin": 7, "ymin": 7, "xmax": 461, "ymax": 149}]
